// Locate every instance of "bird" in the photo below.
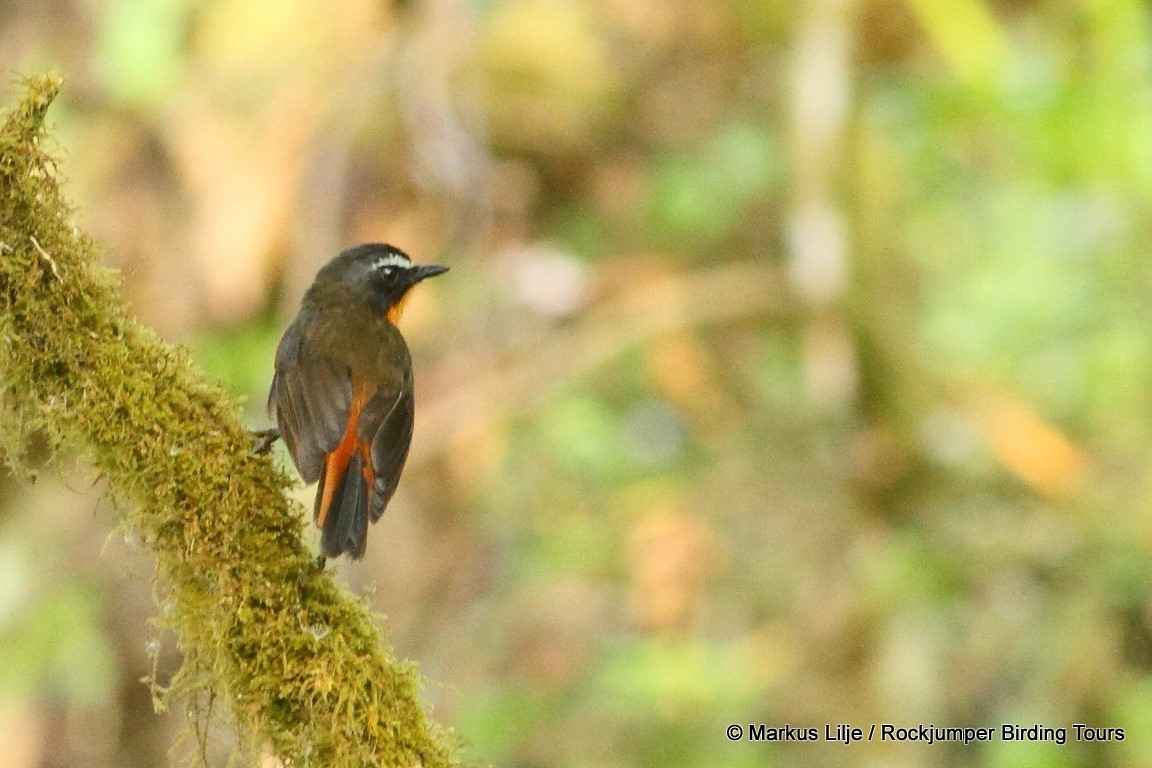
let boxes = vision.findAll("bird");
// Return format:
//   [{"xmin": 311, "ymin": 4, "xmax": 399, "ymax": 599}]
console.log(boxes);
[{"xmin": 266, "ymin": 243, "xmax": 448, "ymax": 559}]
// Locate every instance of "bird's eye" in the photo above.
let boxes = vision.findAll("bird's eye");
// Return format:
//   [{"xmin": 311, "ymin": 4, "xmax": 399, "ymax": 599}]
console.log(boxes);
[{"xmin": 382, "ymin": 267, "xmax": 393, "ymax": 276}]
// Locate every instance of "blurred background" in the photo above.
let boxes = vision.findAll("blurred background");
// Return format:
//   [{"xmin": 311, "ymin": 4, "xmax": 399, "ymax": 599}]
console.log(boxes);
[{"xmin": 3, "ymin": 0, "xmax": 1152, "ymax": 766}]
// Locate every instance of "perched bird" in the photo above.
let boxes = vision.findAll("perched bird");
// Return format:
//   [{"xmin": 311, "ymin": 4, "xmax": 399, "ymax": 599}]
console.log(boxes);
[{"xmin": 267, "ymin": 244, "xmax": 448, "ymax": 559}]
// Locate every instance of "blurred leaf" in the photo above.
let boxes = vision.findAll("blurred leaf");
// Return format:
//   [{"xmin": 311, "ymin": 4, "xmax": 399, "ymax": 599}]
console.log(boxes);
[
  {"xmin": 976, "ymin": 392, "xmax": 1087, "ymax": 498},
  {"xmin": 93, "ymin": 0, "xmax": 189, "ymax": 107},
  {"xmin": 595, "ymin": 637, "xmax": 765, "ymax": 717},
  {"xmin": 903, "ymin": 0, "xmax": 1013, "ymax": 89},
  {"xmin": 454, "ymin": 686, "xmax": 549, "ymax": 763},
  {"xmin": 538, "ymin": 393, "xmax": 623, "ymax": 478},
  {"xmin": 1112, "ymin": 678, "xmax": 1152, "ymax": 766},
  {"xmin": 647, "ymin": 122, "xmax": 779, "ymax": 247},
  {"xmin": 481, "ymin": 0, "xmax": 620, "ymax": 152},
  {"xmin": 986, "ymin": 735, "xmax": 1080, "ymax": 768},
  {"xmin": 0, "ymin": 583, "xmax": 116, "ymax": 707},
  {"xmin": 189, "ymin": 316, "xmax": 281, "ymax": 406},
  {"xmin": 859, "ymin": 532, "xmax": 965, "ymax": 607}
]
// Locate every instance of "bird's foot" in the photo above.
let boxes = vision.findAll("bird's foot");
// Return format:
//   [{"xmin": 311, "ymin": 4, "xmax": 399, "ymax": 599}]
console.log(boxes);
[{"xmin": 249, "ymin": 427, "xmax": 281, "ymax": 455}]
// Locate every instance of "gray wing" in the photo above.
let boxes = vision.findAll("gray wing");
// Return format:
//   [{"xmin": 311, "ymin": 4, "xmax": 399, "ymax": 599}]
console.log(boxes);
[
  {"xmin": 267, "ymin": 321, "xmax": 352, "ymax": 483},
  {"xmin": 360, "ymin": 380, "xmax": 415, "ymax": 521}
]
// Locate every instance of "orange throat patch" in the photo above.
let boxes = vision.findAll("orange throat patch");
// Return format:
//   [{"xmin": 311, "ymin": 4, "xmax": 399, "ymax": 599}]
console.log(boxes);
[{"xmin": 386, "ymin": 289, "xmax": 412, "ymax": 324}]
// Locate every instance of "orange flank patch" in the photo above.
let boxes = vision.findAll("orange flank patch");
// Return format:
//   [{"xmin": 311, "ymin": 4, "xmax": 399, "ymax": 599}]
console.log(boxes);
[{"xmin": 316, "ymin": 385, "xmax": 376, "ymax": 526}]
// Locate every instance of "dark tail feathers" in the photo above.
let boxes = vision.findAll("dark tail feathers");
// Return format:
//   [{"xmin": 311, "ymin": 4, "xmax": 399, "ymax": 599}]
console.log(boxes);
[{"xmin": 317, "ymin": 453, "xmax": 369, "ymax": 559}]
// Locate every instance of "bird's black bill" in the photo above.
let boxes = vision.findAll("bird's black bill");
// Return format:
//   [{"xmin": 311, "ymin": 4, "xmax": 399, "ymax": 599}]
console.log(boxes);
[{"xmin": 413, "ymin": 264, "xmax": 449, "ymax": 283}]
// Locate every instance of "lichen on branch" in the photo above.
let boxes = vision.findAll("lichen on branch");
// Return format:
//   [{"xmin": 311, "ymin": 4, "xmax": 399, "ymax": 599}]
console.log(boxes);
[{"xmin": 0, "ymin": 74, "xmax": 458, "ymax": 768}]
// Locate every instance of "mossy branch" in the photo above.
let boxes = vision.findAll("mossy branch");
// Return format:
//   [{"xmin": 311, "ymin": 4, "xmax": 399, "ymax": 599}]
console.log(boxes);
[{"xmin": 0, "ymin": 75, "xmax": 458, "ymax": 767}]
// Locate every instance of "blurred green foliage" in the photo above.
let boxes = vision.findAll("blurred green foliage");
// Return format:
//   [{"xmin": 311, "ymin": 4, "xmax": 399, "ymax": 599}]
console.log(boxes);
[
  {"xmin": 0, "ymin": 552, "xmax": 116, "ymax": 707},
  {"xmin": 647, "ymin": 122, "xmax": 781, "ymax": 246}
]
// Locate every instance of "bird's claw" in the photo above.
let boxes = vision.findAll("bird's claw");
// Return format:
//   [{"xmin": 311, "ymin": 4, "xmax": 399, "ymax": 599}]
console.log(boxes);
[{"xmin": 250, "ymin": 427, "xmax": 281, "ymax": 455}]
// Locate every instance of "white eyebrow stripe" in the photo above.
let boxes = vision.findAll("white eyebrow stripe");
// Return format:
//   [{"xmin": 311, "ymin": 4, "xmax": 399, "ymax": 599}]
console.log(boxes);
[{"xmin": 373, "ymin": 253, "xmax": 412, "ymax": 271}]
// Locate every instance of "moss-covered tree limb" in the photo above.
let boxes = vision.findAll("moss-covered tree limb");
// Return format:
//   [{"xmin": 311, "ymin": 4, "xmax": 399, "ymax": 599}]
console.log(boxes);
[{"xmin": 0, "ymin": 75, "xmax": 458, "ymax": 767}]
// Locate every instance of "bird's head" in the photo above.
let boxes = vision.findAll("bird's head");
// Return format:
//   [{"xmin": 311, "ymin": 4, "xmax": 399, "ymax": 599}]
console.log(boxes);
[{"xmin": 310, "ymin": 243, "xmax": 449, "ymax": 322}]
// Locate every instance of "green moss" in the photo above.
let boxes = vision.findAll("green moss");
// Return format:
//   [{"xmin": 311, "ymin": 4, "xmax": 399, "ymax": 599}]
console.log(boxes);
[{"xmin": 0, "ymin": 75, "xmax": 460, "ymax": 767}]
